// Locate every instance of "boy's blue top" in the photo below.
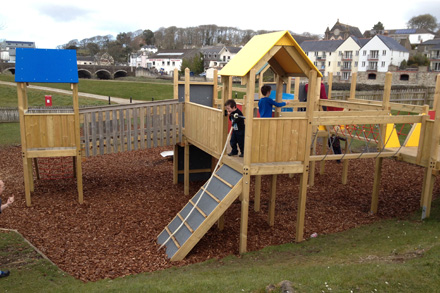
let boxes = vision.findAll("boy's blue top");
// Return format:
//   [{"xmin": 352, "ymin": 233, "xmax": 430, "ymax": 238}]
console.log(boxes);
[{"xmin": 258, "ymin": 97, "xmax": 286, "ymax": 118}]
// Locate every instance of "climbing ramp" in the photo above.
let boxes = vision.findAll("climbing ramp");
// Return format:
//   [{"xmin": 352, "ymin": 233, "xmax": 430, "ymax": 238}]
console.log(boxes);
[{"xmin": 157, "ymin": 164, "xmax": 243, "ymax": 261}]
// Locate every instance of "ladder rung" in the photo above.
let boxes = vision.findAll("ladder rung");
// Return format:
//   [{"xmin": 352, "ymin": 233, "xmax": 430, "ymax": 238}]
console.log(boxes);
[
  {"xmin": 214, "ymin": 173, "xmax": 234, "ymax": 188},
  {"xmin": 164, "ymin": 226, "xmax": 180, "ymax": 248},
  {"xmin": 189, "ymin": 199, "xmax": 207, "ymax": 218},
  {"xmin": 177, "ymin": 213, "xmax": 194, "ymax": 233},
  {"xmin": 201, "ymin": 187, "xmax": 220, "ymax": 203}
]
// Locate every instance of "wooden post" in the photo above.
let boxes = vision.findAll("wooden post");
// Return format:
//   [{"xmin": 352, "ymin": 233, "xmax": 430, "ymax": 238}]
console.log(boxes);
[
  {"xmin": 268, "ymin": 174, "xmax": 277, "ymax": 226},
  {"xmin": 184, "ymin": 140, "xmax": 190, "ymax": 196},
  {"xmin": 240, "ymin": 68, "xmax": 256, "ymax": 254},
  {"xmin": 72, "ymin": 83, "xmax": 84, "ymax": 204},
  {"xmin": 296, "ymin": 70, "xmax": 317, "ymax": 242},
  {"xmin": 17, "ymin": 83, "xmax": 32, "ymax": 206},
  {"xmin": 421, "ymin": 74, "xmax": 440, "ymax": 218},
  {"xmin": 173, "ymin": 68, "xmax": 179, "ymax": 100},
  {"xmin": 183, "ymin": 68, "xmax": 190, "ymax": 195},
  {"xmin": 371, "ymin": 72, "xmax": 392, "ymax": 214},
  {"xmin": 294, "ymin": 77, "xmax": 300, "ymax": 112},
  {"xmin": 327, "ymin": 72, "xmax": 333, "ymax": 99},
  {"xmin": 173, "ymin": 144, "xmax": 179, "ymax": 184},
  {"xmin": 212, "ymin": 69, "xmax": 218, "ymax": 106},
  {"xmin": 254, "ymin": 175, "xmax": 261, "ymax": 212},
  {"xmin": 348, "ymin": 72, "xmax": 357, "ymax": 100},
  {"xmin": 342, "ymin": 139, "xmax": 349, "ymax": 184},
  {"xmin": 274, "ymin": 74, "xmax": 283, "ymax": 117}
]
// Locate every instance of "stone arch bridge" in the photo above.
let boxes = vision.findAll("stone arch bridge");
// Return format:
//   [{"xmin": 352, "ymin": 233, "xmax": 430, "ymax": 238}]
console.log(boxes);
[{"xmin": 0, "ymin": 62, "xmax": 135, "ymax": 79}]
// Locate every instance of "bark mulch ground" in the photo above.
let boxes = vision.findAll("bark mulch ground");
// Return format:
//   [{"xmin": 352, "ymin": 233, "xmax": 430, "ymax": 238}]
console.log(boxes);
[{"xmin": 0, "ymin": 145, "xmax": 436, "ymax": 282}]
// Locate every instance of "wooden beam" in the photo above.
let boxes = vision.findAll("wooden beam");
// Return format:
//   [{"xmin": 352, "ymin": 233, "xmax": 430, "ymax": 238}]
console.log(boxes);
[
  {"xmin": 284, "ymin": 46, "xmax": 312, "ymax": 79},
  {"xmin": 268, "ymin": 175, "xmax": 277, "ymax": 226}
]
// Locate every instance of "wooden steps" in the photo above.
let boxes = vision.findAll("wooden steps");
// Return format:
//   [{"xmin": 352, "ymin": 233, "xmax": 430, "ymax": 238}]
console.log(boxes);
[{"xmin": 157, "ymin": 164, "xmax": 243, "ymax": 261}]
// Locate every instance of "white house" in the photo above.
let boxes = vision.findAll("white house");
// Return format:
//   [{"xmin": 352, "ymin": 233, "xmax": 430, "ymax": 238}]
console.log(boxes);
[
  {"xmin": 358, "ymin": 35, "xmax": 409, "ymax": 74},
  {"xmin": 301, "ymin": 36, "xmax": 369, "ymax": 81},
  {"xmin": 386, "ymin": 28, "xmax": 435, "ymax": 46},
  {"xmin": 145, "ymin": 49, "xmax": 200, "ymax": 75},
  {"xmin": 0, "ymin": 40, "xmax": 35, "ymax": 62}
]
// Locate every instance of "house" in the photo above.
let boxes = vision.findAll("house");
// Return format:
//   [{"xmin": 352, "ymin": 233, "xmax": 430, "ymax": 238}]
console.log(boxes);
[
  {"xmin": 358, "ymin": 35, "xmax": 409, "ymax": 77},
  {"xmin": 0, "ymin": 40, "xmax": 35, "ymax": 62},
  {"xmin": 385, "ymin": 28, "xmax": 435, "ymax": 46},
  {"xmin": 417, "ymin": 38, "xmax": 440, "ymax": 72},
  {"xmin": 145, "ymin": 49, "xmax": 200, "ymax": 75},
  {"xmin": 301, "ymin": 36, "xmax": 369, "ymax": 81},
  {"xmin": 324, "ymin": 19, "xmax": 363, "ymax": 40},
  {"xmin": 201, "ymin": 46, "xmax": 241, "ymax": 79},
  {"xmin": 76, "ymin": 56, "xmax": 96, "ymax": 65}
]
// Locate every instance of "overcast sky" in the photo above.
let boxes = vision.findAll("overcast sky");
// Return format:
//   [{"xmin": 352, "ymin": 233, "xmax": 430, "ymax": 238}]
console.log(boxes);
[{"xmin": 1, "ymin": 0, "xmax": 439, "ymax": 49}]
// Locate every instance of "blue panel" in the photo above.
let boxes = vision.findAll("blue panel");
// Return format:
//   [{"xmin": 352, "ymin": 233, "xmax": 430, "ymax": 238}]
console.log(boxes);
[
  {"xmin": 15, "ymin": 48, "xmax": 78, "ymax": 83},
  {"xmin": 269, "ymin": 91, "xmax": 294, "ymax": 112}
]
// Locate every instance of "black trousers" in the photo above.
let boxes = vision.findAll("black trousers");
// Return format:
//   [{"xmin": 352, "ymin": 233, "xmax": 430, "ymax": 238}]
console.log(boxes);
[{"xmin": 230, "ymin": 130, "xmax": 244, "ymax": 154}]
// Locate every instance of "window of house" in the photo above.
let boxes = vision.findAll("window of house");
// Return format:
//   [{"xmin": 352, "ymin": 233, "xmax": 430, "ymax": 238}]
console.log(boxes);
[
  {"xmin": 363, "ymin": 50, "xmax": 367, "ymax": 56},
  {"xmin": 368, "ymin": 73, "xmax": 377, "ymax": 80},
  {"xmin": 167, "ymin": 61, "xmax": 170, "ymax": 65},
  {"xmin": 328, "ymin": 61, "xmax": 331, "ymax": 66},
  {"xmin": 172, "ymin": 61, "xmax": 175, "ymax": 66},
  {"xmin": 314, "ymin": 51, "xmax": 318, "ymax": 56},
  {"xmin": 362, "ymin": 61, "xmax": 365, "ymax": 67},
  {"xmin": 381, "ymin": 61, "xmax": 386, "ymax": 67},
  {"xmin": 153, "ymin": 61, "xmax": 155, "ymax": 66},
  {"xmin": 342, "ymin": 72, "xmax": 350, "ymax": 80},
  {"xmin": 382, "ymin": 50, "xmax": 386, "ymax": 55},
  {"xmin": 400, "ymin": 74, "xmax": 409, "ymax": 81},
  {"xmin": 337, "ymin": 61, "xmax": 341, "ymax": 67},
  {"xmin": 162, "ymin": 61, "xmax": 165, "ymax": 66},
  {"xmin": 355, "ymin": 61, "xmax": 358, "ymax": 67}
]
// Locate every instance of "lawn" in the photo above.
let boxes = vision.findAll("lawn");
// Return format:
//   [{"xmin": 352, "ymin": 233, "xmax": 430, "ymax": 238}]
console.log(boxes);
[{"xmin": 0, "ymin": 199, "xmax": 439, "ymax": 292}]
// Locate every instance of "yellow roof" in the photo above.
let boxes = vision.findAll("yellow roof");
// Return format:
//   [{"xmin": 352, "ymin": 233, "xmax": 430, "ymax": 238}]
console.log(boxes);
[{"xmin": 219, "ymin": 30, "xmax": 322, "ymax": 78}]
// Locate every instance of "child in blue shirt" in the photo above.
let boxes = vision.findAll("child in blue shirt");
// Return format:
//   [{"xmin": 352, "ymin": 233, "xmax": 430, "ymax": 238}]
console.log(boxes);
[{"xmin": 258, "ymin": 85, "xmax": 289, "ymax": 118}]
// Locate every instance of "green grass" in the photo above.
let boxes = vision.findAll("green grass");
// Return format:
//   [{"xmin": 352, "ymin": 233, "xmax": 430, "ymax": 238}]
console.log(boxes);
[
  {"xmin": 0, "ymin": 74, "xmax": 174, "ymax": 102},
  {"xmin": 0, "ymin": 123, "xmax": 20, "ymax": 146},
  {"xmin": 0, "ymin": 200, "xmax": 440, "ymax": 292}
]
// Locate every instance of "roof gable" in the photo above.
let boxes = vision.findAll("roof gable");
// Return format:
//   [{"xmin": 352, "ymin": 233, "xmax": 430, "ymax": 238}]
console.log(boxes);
[{"xmin": 219, "ymin": 31, "xmax": 321, "ymax": 78}]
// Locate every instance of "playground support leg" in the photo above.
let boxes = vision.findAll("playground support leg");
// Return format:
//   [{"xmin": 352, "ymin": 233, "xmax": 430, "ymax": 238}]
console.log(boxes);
[
  {"xmin": 370, "ymin": 157, "xmax": 383, "ymax": 214},
  {"xmin": 184, "ymin": 143, "xmax": 189, "ymax": 195},
  {"xmin": 320, "ymin": 135, "xmax": 328, "ymax": 175},
  {"xmin": 254, "ymin": 175, "xmax": 261, "ymax": 212},
  {"xmin": 342, "ymin": 141, "xmax": 349, "ymax": 185},
  {"xmin": 239, "ymin": 170, "xmax": 250, "ymax": 254},
  {"xmin": 421, "ymin": 165, "xmax": 435, "ymax": 219},
  {"xmin": 268, "ymin": 175, "xmax": 277, "ymax": 226},
  {"xmin": 309, "ymin": 138, "xmax": 317, "ymax": 187},
  {"xmin": 22, "ymin": 155, "xmax": 32, "ymax": 206},
  {"xmin": 296, "ymin": 170, "xmax": 308, "ymax": 242},
  {"xmin": 173, "ymin": 144, "xmax": 179, "ymax": 184},
  {"xmin": 76, "ymin": 153, "xmax": 83, "ymax": 204},
  {"xmin": 27, "ymin": 158, "xmax": 34, "ymax": 192}
]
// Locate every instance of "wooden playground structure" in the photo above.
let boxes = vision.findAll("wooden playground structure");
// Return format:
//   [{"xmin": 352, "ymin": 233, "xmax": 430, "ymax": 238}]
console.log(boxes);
[{"xmin": 15, "ymin": 32, "xmax": 440, "ymax": 263}]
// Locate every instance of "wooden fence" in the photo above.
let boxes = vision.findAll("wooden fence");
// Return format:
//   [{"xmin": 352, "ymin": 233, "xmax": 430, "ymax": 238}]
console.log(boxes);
[
  {"xmin": 332, "ymin": 88, "xmax": 436, "ymax": 107},
  {"xmin": 79, "ymin": 100, "xmax": 183, "ymax": 157}
]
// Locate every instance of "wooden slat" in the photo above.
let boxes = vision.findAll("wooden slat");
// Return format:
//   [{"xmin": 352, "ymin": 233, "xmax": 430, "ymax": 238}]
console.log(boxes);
[
  {"xmin": 188, "ymin": 199, "xmax": 207, "ymax": 218},
  {"xmin": 213, "ymin": 173, "xmax": 234, "ymax": 188},
  {"xmin": 164, "ymin": 227, "xmax": 181, "ymax": 249},
  {"xmin": 119, "ymin": 109, "xmax": 124, "ymax": 152},
  {"xmin": 112, "ymin": 109, "xmax": 118, "ymax": 153},
  {"xmin": 105, "ymin": 111, "xmax": 111, "ymax": 154},
  {"xmin": 200, "ymin": 187, "xmax": 221, "ymax": 203},
  {"xmin": 133, "ymin": 107, "xmax": 138, "ymax": 151},
  {"xmin": 126, "ymin": 109, "xmax": 132, "ymax": 151},
  {"xmin": 176, "ymin": 213, "xmax": 194, "ymax": 233}
]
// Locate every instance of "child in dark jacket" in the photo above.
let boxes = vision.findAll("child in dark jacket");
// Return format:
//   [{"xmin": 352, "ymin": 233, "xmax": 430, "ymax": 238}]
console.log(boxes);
[
  {"xmin": 328, "ymin": 134, "xmax": 346, "ymax": 163},
  {"xmin": 225, "ymin": 99, "xmax": 245, "ymax": 157}
]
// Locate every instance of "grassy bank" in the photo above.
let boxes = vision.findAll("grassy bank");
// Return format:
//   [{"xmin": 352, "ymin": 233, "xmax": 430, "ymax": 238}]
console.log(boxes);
[
  {"xmin": 0, "ymin": 74, "xmax": 174, "ymax": 102},
  {"xmin": 0, "ymin": 199, "xmax": 439, "ymax": 292}
]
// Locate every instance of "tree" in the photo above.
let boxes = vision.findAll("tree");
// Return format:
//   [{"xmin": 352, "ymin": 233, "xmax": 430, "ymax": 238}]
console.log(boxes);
[
  {"xmin": 180, "ymin": 52, "xmax": 204, "ymax": 75},
  {"xmin": 142, "ymin": 29, "xmax": 155, "ymax": 45},
  {"xmin": 407, "ymin": 14, "xmax": 438, "ymax": 31},
  {"xmin": 407, "ymin": 53, "xmax": 429, "ymax": 67},
  {"xmin": 373, "ymin": 22, "xmax": 384, "ymax": 31}
]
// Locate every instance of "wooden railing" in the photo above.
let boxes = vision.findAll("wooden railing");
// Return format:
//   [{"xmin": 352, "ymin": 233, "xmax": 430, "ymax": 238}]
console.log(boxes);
[
  {"xmin": 184, "ymin": 102, "xmax": 223, "ymax": 156},
  {"xmin": 251, "ymin": 117, "xmax": 308, "ymax": 163},
  {"xmin": 79, "ymin": 100, "xmax": 183, "ymax": 157}
]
